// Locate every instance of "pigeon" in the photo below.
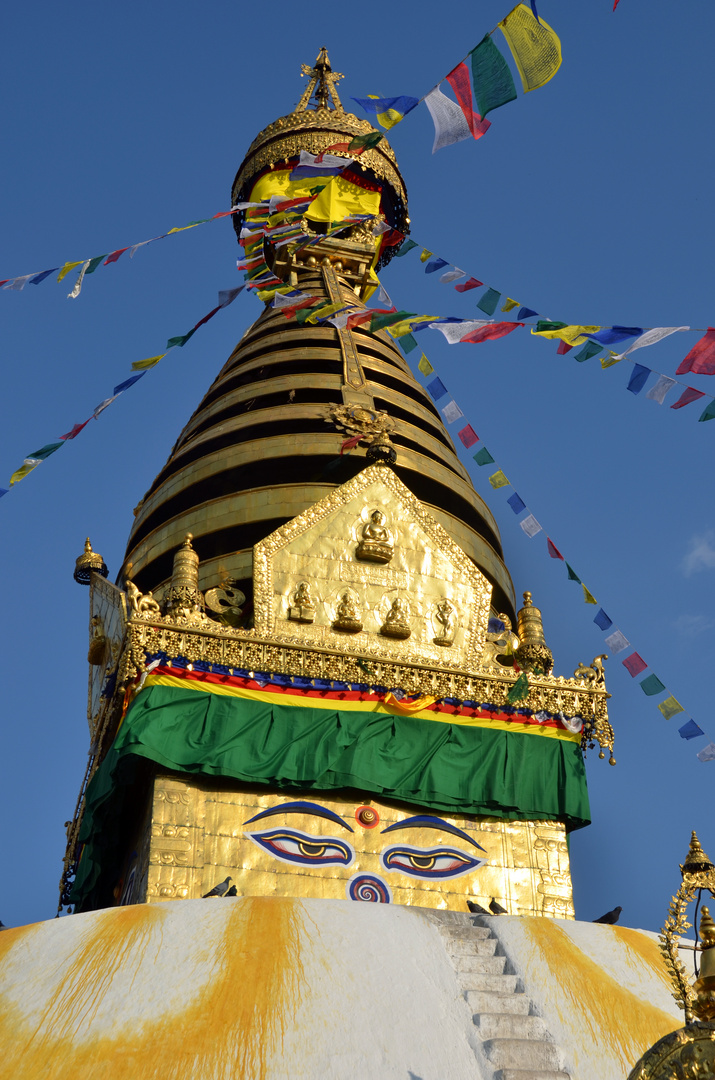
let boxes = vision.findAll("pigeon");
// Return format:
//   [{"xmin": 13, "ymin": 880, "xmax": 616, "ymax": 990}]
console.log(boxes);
[
  {"xmin": 226, "ymin": 885, "xmax": 238, "ymax": 897},
  {"xmin": 489, "ymin": 898, "xmax": 508, "ymax": 915},
  {"xmin": 593, "ymin": 905, "xmax": 622, "ymax": 925},
  {"xmin": 467, "ymin": 901, "xmax": 490, "ymax": 915},
  {"xmin": 202, "ymin": 876, "xmax": 233, "ymax": 898},
  {"xmin": 0, "ymin": 920, "xmax": 5, "ymax": 930}
]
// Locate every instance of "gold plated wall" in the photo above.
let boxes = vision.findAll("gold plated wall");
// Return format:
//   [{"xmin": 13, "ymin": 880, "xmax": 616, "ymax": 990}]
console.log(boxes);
[{"xmin": 135, "ymin": 774, "xmax": 574, "ymax": 917}]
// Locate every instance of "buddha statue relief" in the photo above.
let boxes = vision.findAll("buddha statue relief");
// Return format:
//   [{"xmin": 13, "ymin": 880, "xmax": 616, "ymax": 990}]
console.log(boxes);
[
  {"xmin": 380, "ymin": 597, "xmax": 411, "ymax": 640},
  {"xmin": 433, "ymin": 598, "xmax": 458, "ymax": 647},
  {"xmin": 356, "ymin": 509, "xmax": 394, "ymax": 564},
  {"xmin": 332, "ymin": 591, "xmax": 363, "ymax": 633},
  {"xmin": 288, "ymin": 581, "xmax": 316, "ymax": 624}
]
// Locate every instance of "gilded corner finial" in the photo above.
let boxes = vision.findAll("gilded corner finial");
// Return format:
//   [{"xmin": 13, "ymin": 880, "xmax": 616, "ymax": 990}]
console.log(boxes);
[
  {"xmin": 682, "ymin": 831, "xmax": 715, "ymax": 878},
  {"xmin": 162, "ymin": 533, "xmax": 205, "ymax": 622},
  {"xmin": 514, "ymin": 590, "xmax": 553, "ymax": 676},
  {"xmin": 73, "ymin": 537, "xmax": 108, "ymax": 585},
  {"xmin": 297, "ymin": 47, "xmax": 344, "ymax": 112}
]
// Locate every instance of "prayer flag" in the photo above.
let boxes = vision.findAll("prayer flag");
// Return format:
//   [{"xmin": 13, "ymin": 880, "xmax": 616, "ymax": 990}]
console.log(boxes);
[
  {"xmin": 574, "ymin": 341, "xmax": 602, "ymax": 363},
  {"xmin": 29, "ymin": 268, "xmax": 59, "ymax": 285},
  {"xmin": 442, "ymin": 400, "xmax": 464, "ymax": 424},
  {"xmin": 507, "ymin": 673, "xmax": 529, "ymax": 703},
  {"xmin": 556, "ymin": 340, "xmax": 574, "ymax": 355},
  {"xmin": 696, "ymin": 742, "xmax": 715, "ymax": 761},
  {"xmin": 470, "ymin": 33, "xmax": 517, "ymax": 117},
  {"xmin": 0, "ymin": 488, "xmax": 8, "ymax": 498},
  {"xmin": 167, "ymin": 221, "xmax": 207, "ymax": 234},
  {"xmin": 420, "ymin": 249, "xmax": 433, "ymax": 263},
  {"xmin": 114, "ymin": 373, "xmax": 146, "ymax": 395},
  {"xmin": 582, "ymin": 584, "xmax": 597, "ymax": 605},
  {"xmin": 601, "ymin": 352, "xmax": 622, "ymax": 369},
  {"xmin": 489, "ymin": 470, "xmax": 510, "ymax": 489},
  {"xmin": 418, "ymin": 354, "xmax": 434, "ymax": 376},
  {"xmin": 626, "ymin": 364, "xmax": 651, "ymax": 395},
  {"xmin": 604, "ymin": 630, "xmax": 629, "ymax": 654},
  {"xmin": 2, "ymin": 274, "xmax": 36, "ymax": 291},
  {"xmin": 613, "ymin": 326, "xmax": 689, "ymax": 359},
  {"xmin": 679, "ymin": 720, "xmax": 704, "ymax": 740},
  {"xmin": 57, "ymin": 261, "xmax": 84, "ymax": 283},
  {"xmin": 460, "ymin": 321, "xmax": 523, "ymax": 343},
  {"xmin": 430, "ymin": 319, "xmax": 492, "ymax": 344},
  {"xmin": 676, "ymin": 328, "xmax": 715, "ymax": 375},
  {"xmin": 474, "ymin": 447, "xmax": 495, "ymax": 466},
  {"xmin": 306, "ymin": 301, "xmax": 348, "ymax": 324},
  {"xmin": 289, "ymin": 149, "xmax": 354, "ymax": 179},
  {"xmin": 517, "ymin": 307, "xmax": 539, "ymax": 320},
  {"xmin": 488, "ymin": 617, "xmax": 506, "ymax": 633},
  {"xmin": 60, "ymin": 420, "xmax": 91, "ymax": 440},
  {"xmin": 395, "ymin": 239, "xmax": 418, "ymax": 258},
  {"xmin": 594, "ymin": 609, "xmax": 612, "ymax": 631},
  {"xmin": 424, "ymin": 85, "xmax": 472, "ymax": 152},
  {"xmin": 588, "ymin": 326, "xmax": 643, "ymax": 345},
  {"xmin": 671, "ymin": 387, "xmax": 705, "ymax": 409},
  {"xmin": 66, "ymin": 259, "xmax": 90, "ymax": 298},
  {"xmin": 699, "ymin": 399, "xmax": 715, "ymax": 422},
  {"xmin": 425, "ymin": 257, "xmax": 449, "ymax": 274},
  {"xmin": 507, "ymin": 492, "xmax": 526, "ymax": 514},
  {"xmin": 340, "ymin": 435, "xmax": 363, "ymax": 454},
  {"xmin": 477, "ymin": 288, "xmax": 501, "ymax": 315},
  {"xmin": 622, "ymin": 652, "xmax": 647, "ymax": 677},
  {"xmin": 646, "ymin": 374, "xmax": 676, "ymax": 404},
  {"xmin": 566, "ymin": 563, "xmax": 581, "ymax": 582},
  {"xmin": 218, "ymin": 286, "xmax": 244, "ymax": 308},
  {"xmin": 347, "ymin": 131, "xmax": 384, "ymax": 153},
  {"xmin": 400, "ymin": 334, "xmax": 418, "ymax": 354},
  {"xmin": 501, "ymin": 298, "xmax": 519, "ymax": 312},
  {"xmin": 532, "ymin": 322, "xmax": 600, "ymax": 346},
  {"xmin": 93, "ymin": 395, "xmax": 119, "ymax": 419},
  {"xmin": 440, "ymin": 269, "xmax": 465, "ymax": 284},
  {"xmin": 28, "ymin": 442, "xmax": 64, "ymax": 460},
  {"xmin": 427, "ymin": 377, "xmax": 448, "ymax": 400},
  {"xmin": 368, "ymin": 310, "xmax": 413, "ymax": 333},
  {"xmin": 458, "ymin": 424, "xmax": 479, "ymax": 448},
  {"xmin": 352, "ymin": 96, "xmax": 419, "ymax": 129},
  {"xmin": 445, "ymin": 62, "xmax": 491, "ymax": 140},
  {"xmin": 167, "ymin": 330, "xmax": 196, "ymax": 348},
  {"xmin": 455, "ymin": 277, "xmax": 483, "ymax": 293},
  {"xmin": 9, "ymin": 458, "xmax": 43, "ymax": 485},
  {"xmin": 520, "ymin": 513, "xmax": 542, "ymax": 537},
  {"xmin": 547, "ymin": 538, "xmax": 563, "ymax": 560},
  {"xmin": 658, "ymin": 696, "xmax": 684, "ymax": 720},
  {"xmin": 103, "ymin": 248, "xmax": 129, "ymax": 265},
  {"xmin": 131, "ymin": 354, "xmax": 166, "ymax": 371},
  {"xmin": 499, "ymin": 4, "xmax": 562, "ymax": 93},
  {"xmin": 85, "ymin": 255, "xmax": 107, "ymax": 274}
]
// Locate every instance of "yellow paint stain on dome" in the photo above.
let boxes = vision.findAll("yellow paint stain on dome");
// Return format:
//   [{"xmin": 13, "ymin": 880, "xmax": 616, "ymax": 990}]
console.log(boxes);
[
  {"xmin": 521, "ymin": 920, "xmax": 681, "ymax": 1073},
  {"xmin": 611, "ymin": 924, "xmax": 676, "ymax": 994},
  {"xmin": 0, "ymin": 898, "xmax": 304, "ymax": 1080}
]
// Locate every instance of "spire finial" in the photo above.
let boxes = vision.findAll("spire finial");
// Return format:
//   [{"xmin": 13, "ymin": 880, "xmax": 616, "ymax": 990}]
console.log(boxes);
[
  {"xmin": 297, "ymin": 47, "xmax": 344, "ymax": 112},
  {"xmin": 73, "ymin": 537, "xmax": 108, "ymax": 585}
]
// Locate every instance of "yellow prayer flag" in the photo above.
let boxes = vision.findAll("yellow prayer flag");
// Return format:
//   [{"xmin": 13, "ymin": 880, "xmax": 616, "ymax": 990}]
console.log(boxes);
[
  {"xmin": 306, "ymin": 302, "xmax": 345, "ymax": 325},
  {"xmin": 499, "ymin": 5, "xmax": 562, "ymax": 93},
  {"xmin": 531, "ymin": 325, "xmax": 600, "ymax": 347},
  {"xmin": 658, "ymin": 696, "xmax": 684, "ymax": 720},
  {"xmin": 489, "ymin": 470, "xmax": 510, "ymax": 489},
  {"xmin": 305, "ymin": 176, "xmax": 381, "ymax": 224},
  {"xmin": 9, "ymin": 459, "xmax": 41, "ymax": 485},
  {"xmin": 582, "ymin": 584, "xmax": 597, "ymax": 605},
  {"xmin": 132, "ymin": 354, "xmax": 165, "ymax": 371},
  {"xmin": 376, "ymin": 108, "xmax": 403, "ymax": 130},
  {"xmin": 501, "ymin": 298, "xmax": 519, "ymax": 312},
  {"xmin": 387, "ymin": 315, "xmax": 437, "ymax": 339},
  {"xmin": 601, "ymin": 351, "xmax": 622, "ymax": 369},
  {"xmin": 167, "ymin": 223, "xmax": 201, "ymax": 234},
  {"xmin": 57, "ymin": 261, "xmax": 84, "ymax": 283},
  {"xmin": 418, "ymin": 354, "xmax": 434, "ymax": 376},
  {"xmin": 420, "ymin": 249, "xmax": 433, "ymax": 263}
]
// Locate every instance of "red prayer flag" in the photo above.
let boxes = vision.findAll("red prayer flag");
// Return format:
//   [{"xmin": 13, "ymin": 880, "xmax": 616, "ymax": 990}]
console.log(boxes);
[
  {"xmin": 103, "ymin": 248, "xmax": 129, "ymax": 266},
  {"xmin": 458, "ymin": 424, "xmax": 479, "ymax": 448},
  {"xmin": 622, "ymin": 652, "xmax": 647, "ymax": 677},
  {"xmin": 324, "ymin": 142, "xmax": 351, "ymax": 153},
  {"xmin": 671, "ymin": 387, "xmax": 706, "ymax": 409},
  {"xmin": 445, "ymin": 62, "xmax": 490, "ymax": 141},
  {"xmin": 460, "ymin": 322, "xmax": 524, "ymax": 344},
  {"xmin": 346, "ymin": 307, "xmax": 394, "ymax": 330},
  {"xmin": 341, "ymin": 435, "xmax": 363, "ymax": 454},
  {"xmin": 60, "ymin": 419, "xmax": 91, "ymax": 440},
  {"xmin": 556, "ymin": 340, "xmax": 574, "ymax": 355},
  {"xmin": 454, "ymin": 277, "xmax": 483, "ymax": 293},
  {"xmin": 676, "ymin": 328, "xmax": 715, "ymax": 375},
  {"xmin": 547, "ymin": 538, "xmax": 564, "ymax": 560},
  {"xmin": 192, "ymin": 305, "xmax": 221, "ymax": 331}
]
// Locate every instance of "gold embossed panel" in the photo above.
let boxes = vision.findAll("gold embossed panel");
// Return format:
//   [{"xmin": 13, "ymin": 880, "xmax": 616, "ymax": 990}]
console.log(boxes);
[
  {"xmin": 141, "ymin": 778, "xmax": 573, "ymax": 918},
  {"xmin": 87, "ymin": 577, "xmax": 126, "ymax": 737},
  {"xmin": 253, "ymin": 465, "xmax": 492, "ymax": 671}
]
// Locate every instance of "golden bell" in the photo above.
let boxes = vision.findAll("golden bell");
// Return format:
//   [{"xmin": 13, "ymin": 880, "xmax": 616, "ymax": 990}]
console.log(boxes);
[{"xmin": 73, "ymin": 538, "xmax": 108, "ymax": 586}]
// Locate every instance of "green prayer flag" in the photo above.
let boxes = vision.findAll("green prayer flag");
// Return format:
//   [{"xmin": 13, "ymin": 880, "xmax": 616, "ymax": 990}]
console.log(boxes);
[
  {"xmin": 574, "ymin": 340, "xmax": 602, "ymax": 363},
  {"xmin": 369, "ymin": 311, "xmax": 416, "ymax": 333},
  {"xmin": 348, "ymin": 131, "xmax": 383, "ymax": 152},
  {"xmin": 658, "ymin": 695, "xmax": 684, "ymax": 720},
  {"xmin": 470, "ymin": 33, "xmax": 517, "ymax": 118},
  {"xmin": 477, "ymin": 288, "xmax": 501, "ymax": 316},
  {"xmin": 535, "ymin": 320, "xmax": 567, "ymax": 334},
  {"xmin": 167, "ymin": 330, "xmax": 196, "ymax": 348},
  {"xmin": 85, "ymin": 255, "xmax": 107, "ymax": 275},
  {"xmin": 507, "ymin": 673, "xmax": 529, "ymax": 703},
  {"xmin": 566, "ymin": 563, "xmax": 581, "ymax": 583},
  {"xmin": 28, "ymin": 441, "xmax": 64, "ymax": 460},
  {"xmin": 474, "ymin": 447, "xmax": 495, "ymax": 466},
  {"xmin": 699, "ymin": 399, "xmax": 715, "ymax": 422},
  {"xmin": 400, "ymin": 333, "xmax": 418, "ymax": 354},
  {"xmin": 640, "ymin": 673, "xmax": 666, "ymax": 697},
  {"xmin": 418, "ymin": 354, "xmax": 434, "ymax": 376},
  {"xmin": 395, "ymin": 239, "xmax": 418, "ymax": 258}
]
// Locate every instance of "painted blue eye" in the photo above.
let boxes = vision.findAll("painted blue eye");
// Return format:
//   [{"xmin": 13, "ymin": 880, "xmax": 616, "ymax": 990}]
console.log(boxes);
[
  {"xmin": 381, "ymin": 845, "xmax": 485, "ymax": 880},
  {"xmin": 247, "ymin": 828, "xmax": 354, "ymax": 867}
]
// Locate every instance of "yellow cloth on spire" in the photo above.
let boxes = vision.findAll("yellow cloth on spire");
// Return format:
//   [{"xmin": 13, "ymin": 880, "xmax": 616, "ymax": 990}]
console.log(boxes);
[
  {"xmin": 57, "ymin": 261, "xmax": 84, "ymax": 283},
  {"xmin": 305, "ymin": 176, "xmax": 381, "ymax": 224},
  {"xmin": 384, "ymin": 693, "xmax": 438, "ymax": 714},
  {"xmin": 531, "ymin": 325, "xmax": 600, "ymax": 347},
  {"xmin": 499, "ymin": 5, "xmax": 562, "ymax": 93}
]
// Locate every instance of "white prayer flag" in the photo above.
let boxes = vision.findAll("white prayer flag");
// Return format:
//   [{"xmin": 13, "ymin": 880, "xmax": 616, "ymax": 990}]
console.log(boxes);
[
  {"xmin": 520, "ymin": 514, "xmax": 542, "ymax": 538},
  {"xmin": 440, "ymin": 269, "xmax": 466, "ymax": 284},
  {"xmin": 294, "ymin": 150, "xmax": 354, "ymax": 172},
  {"xmin": 612, "ymin": 326, "xmax": 690, "ymax": 360},
  {"xmin": 2, "ymin": 274, "xmax": 36, "ymax": 291},
  {"xmin": 376, "ymin": 284, "xmax": 393, "ymax": 307},
  {"xmin": 442, "ymin": 400, "xmax": 464, "ymax": 424},
  {"xmin": 605, "ymin": 630, "xmax": 629, "ymax": 654},
  {"xmin": 646, "ymin": 374, "xmax": 676, "ymax": 405},
  {"xmin": 272, "ymin": 291, "xmax": 308, "ymax": 308},
  {"xmin": 697, "ymin": 742, "xmax": 715, "ymax": 762},
  {"xmin": 430, "ymin": 319, "xmax": 491, "ymax": 345},
  {"xmin": 424, "ymin": 85, "xmax": 472, "ymax": 153},
  {"xmin": 328, "ymin": 312, "xmax": 353, "ymax": 329},
  {"xmin": 93, "ymin": 394, "xmax": 120, "ymax": 419},
  {"xmin": 218, "ymin": 286, "xmax": 244, "ymax": 308},
  {"xmin": 67, "ymin": 260, "xmax": 91, "ymax": 299}
]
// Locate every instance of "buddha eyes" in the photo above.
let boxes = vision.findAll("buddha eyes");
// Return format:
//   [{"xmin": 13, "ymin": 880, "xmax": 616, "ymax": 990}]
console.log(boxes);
[
  {"xmin": 381, "ymin": 846, "xmax": 485, "ymax": 879},
  {"xmin": 247, "ymin": 829, "xmax": 355, "ymax": 867}
]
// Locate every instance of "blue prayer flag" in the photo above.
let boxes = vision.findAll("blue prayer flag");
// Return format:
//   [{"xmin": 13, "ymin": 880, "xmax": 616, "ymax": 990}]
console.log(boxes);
[
  {"xmin": 114, "ymin": 373, "xmax": 146, "ymax": 395},
  {"xmin": 593, "ymin": 608, "xmax": 613, "ymax": 631},
  {"xmin": 679, "ymin": 720, "xmax": 704, "ymax": 741},
  {"xmin": 0, "ymin": 488, "xmax": 8, "ymax": 498},
  {"xmin": 627, "ymin": 364, "xmax": 651, "ymax": 395},
  {"xmin": 487, "ymin": 617, "xmax": 506, "ymax": 634},
  {"xmin": 517, "ymin": 307, "xmax": 539, "ymax": 320},
  {"xmin": 507, "ymin": 492, "xmax": 526, "ymax": 514},
  {"xmin": 352, "ymin": 96, "xmax": 419, "ymax": 117},
  {"xmin": 29, "ymin": 268, "xmax": 60, "ymax": 285},
  {"xmin": 427, "ymin": 377, "xmax": 448, "ymax": 400},
  {"xmin": 588, "ymin": 326, "xmax": 644, "ymax": 345},
  {"xmin": 425, "ymin": 258, "xmax": 449, "ymax": 275}
]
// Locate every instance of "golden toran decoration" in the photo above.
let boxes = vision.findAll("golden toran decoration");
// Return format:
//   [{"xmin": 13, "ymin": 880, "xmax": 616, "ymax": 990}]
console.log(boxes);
[{"xmin": 628, "ymin": 831, "xmax": 715, "ymax": 1079}]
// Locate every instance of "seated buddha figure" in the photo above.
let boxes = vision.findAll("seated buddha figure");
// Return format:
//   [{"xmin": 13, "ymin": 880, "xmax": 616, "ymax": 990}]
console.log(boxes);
[
  {"xmin": 332, "ymin": 591, "xmax": 363, "ymax": 633},
  {"xmin": 289, "ymin": 581, "xmax": 316, "ymax": 624},
  {"xmin": 356, "ymin": 509, "xmax": 394, "ymax": 565},
  {"xmin": 380, "ymin": 597, "xmax": 411, "ymax": 640}
]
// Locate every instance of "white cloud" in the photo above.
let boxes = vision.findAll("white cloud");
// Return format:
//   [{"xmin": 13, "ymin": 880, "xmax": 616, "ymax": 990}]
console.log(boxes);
[
  {"xmin": 674, "ymin": 613, "xmax": 715, "ymax": 636},
  {"xmin": 681, "ymin": 532, "xmax": 715, "ymax": 576}
]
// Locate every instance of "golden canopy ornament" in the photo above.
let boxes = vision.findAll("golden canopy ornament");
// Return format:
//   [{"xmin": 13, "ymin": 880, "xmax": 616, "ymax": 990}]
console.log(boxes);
[{"xmin": 73, "ymin": 537, "xmax": 108, "ymax": 585}]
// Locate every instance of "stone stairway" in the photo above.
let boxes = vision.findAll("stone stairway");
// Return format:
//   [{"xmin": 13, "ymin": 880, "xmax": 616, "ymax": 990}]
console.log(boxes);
[{"xmin": 439, "ymin": 917, "xmax": 571, "ymax": 1080}]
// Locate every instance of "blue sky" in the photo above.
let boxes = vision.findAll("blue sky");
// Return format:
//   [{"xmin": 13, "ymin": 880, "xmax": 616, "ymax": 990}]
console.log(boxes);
[{"xmin": 2, "ymin": 0, "xmax": 714, "ymax": 935}]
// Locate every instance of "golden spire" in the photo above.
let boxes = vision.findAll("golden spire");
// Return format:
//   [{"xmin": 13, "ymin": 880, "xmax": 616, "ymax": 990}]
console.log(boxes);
[
  {"xmin": 515, "ymin": 591, "xmax": 554, "ymax": 675},
  {"xmin": 73, "ymin": 537, "xmax": 108, "ymax": 585},
  {"xmin": 681, "ymin": 830, "xmax": 714, "ymax": 877},
  {"xmin": 297, "ymin": 47, "xmax": 344, "ymax": 111}
]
